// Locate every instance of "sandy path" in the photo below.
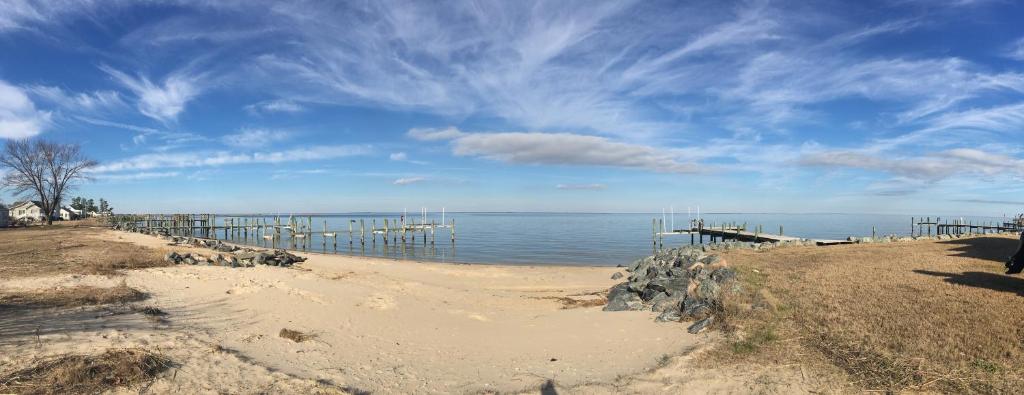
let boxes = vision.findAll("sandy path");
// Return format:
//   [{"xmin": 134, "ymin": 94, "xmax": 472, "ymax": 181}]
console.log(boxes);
[{"xmin": 61, "ymin": 230, "xmax": 710, "ymax": 393}]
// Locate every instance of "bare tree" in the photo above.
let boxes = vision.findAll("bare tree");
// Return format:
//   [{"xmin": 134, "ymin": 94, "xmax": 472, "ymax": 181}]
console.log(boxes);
[{"xmin": 0, "ymin": 139, "xmax": 97, "ymax": 225}]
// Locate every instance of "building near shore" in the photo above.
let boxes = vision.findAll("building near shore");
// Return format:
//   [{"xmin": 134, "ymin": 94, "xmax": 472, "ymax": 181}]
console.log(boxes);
[
  {"xmin": 9, "ymin": 201, "xmax": 48, "ymax": 222},
  {"xmin": 60, "ymin": 206, "xmax": 81, "ymax": 221}
]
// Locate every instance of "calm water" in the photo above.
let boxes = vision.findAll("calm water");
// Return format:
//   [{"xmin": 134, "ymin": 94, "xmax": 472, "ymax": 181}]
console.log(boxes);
[{"xmin": 212, "ymin": 213, "xmax": 1010, "ymax": 266}]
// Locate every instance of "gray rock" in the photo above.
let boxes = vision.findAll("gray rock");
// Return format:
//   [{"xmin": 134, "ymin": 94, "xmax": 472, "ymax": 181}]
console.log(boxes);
[
  {"xmin": 604, "ymin": 283, "xmax": 643, "ymax": 311},
  {"xmin": 610, "ymin": 272, "xmax": 624, "ymax": 280},
  {"xmin": 687, "ymin": 316, "xmax": 714, "ymax": 334},
  {"xmin": 651, "ymin": 294, "xmax": 685, "ymax": 313},
  {"xmin": 655, "ymin": 309, "xmax": 683, "ymax": 322},
  {"xmin": 682, "ymin": 300, "xmax": 711, "ymax": 319}
]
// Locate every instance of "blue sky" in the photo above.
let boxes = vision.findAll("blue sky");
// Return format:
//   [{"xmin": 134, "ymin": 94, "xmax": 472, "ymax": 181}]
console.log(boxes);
[{"xmin": 1, "ymin": 0, "xmax": 1023, "ymax": 215}]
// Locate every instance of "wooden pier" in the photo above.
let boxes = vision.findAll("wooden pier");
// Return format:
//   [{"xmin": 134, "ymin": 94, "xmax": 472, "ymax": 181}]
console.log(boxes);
[
  {"xmin": 108, "ymin": 212, "xmax": 457, "ymax": 252},
  {"xmin": 650, "ymin": 214, "xmax": 1024, "ymax": 251}
]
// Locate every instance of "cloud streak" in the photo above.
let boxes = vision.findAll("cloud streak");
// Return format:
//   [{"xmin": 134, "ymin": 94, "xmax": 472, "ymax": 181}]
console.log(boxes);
[
  {"xmin": 92, "ymin": 145, "xmax": 371, "ymax": 173},
  {"xmin": 409, "ymin": 127, "xmax": 696, "ymax": 173}
]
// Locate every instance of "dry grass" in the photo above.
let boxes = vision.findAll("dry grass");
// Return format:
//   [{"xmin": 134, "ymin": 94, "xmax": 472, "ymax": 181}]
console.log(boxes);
[
  {"xmin": 0, "ymin": 283, "xmax": 148, "ymax": 308},
  {"xmin": 279, "ymin": 328, "xmax": 315, "ymax": 343},
  {"xmin": 0, "ymin": 348, "xmax": 172, "ymax": 395},
  {"xmin": 533, "ymin": 291, "xmax": 608, "ymax": 309},
  {"xmin": 0, "ymin": 225, "xmax": 169, "ymax": 278},
  {"xmin": 708, "ymin": 235, "xmax": 1024, "ymax": 393}
]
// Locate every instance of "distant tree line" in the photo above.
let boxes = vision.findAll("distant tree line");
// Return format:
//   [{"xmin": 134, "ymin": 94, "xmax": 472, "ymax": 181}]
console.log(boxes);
[{"xmin": 70, "ymin": 196, "xmax": 112, "ymax": 215}]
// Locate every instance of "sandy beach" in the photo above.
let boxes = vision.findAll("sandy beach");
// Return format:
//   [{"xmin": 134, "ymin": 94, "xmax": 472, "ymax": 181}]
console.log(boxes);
[
  {"xmin": 3, "ymin": 226, "xmax": 818, "ymax": 394},
  {"xmin": 6, "ymin": 223, "xmax": 1020, "ymax": 393}
]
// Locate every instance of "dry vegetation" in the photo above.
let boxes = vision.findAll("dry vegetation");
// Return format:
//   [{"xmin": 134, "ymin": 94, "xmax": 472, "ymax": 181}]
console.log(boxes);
[
  {"xmin": 0, "ymin": 282, "xmax": 147, "ymax": 308},
  {"xmin": 0, "ymin": 224, "xmax": 174, "ymax": 394},
  {"xmin": 0, "ymin": 348, "xmax": 172, "ymax": 395},
  {"xmin": 279, "ymin": 328, "xmax": 316, "ymax": 343},
  {"xmin": 0, "ymin": 223, "xmax": 168, "ymax": 277},
  {"xmin": 710, "ymin": 235, "xmax": 1024, "ymax": 393}
]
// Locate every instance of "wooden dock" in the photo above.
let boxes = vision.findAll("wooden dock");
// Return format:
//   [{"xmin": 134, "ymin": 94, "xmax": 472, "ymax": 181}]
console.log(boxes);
[
  {"xmin": 108, "ymin": 212, "xmax": 457, "ymax": 252},
  {"xmin": 649, "ymin": 214, "xmax": 1024, "ymax": 251}
]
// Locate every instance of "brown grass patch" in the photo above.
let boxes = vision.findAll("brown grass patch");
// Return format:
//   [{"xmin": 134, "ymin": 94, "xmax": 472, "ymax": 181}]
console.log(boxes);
[
  {"xmin": 0, "ymin": 348, "xmax": 172, "ymax": 395},
  {"xmin": 531, "ymin": 290, "xmax": 608, "ymax": 309},
  {"xmin": 0, "ymin": 283, "xmax": 148, "ymax": 308},
  {"xmin": 707, "ymin": 236, "xmax": 1024, "ymax": 393},
  {"xmin": 279, "ymin": 328, "xmax": 315, "ymax": 343},
  {"xmin": 0, "ymin": 226, "xmax": 169, "ymax": 278}
]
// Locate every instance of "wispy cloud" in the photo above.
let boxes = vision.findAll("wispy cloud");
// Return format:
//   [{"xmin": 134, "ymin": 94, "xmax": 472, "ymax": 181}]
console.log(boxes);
[
  {"xmin": 407, "ymin": 127, "xmax": 464, "ymax": 141},
  {"xmin": 245, "ymin": 99, "xmax": 304, "ymax": 114},
  {"xmin": 0, "ymin": 79, "xmax": 50, "ymax": 139},
  {"xmin": 393, "ymin": 176, "xmax": 426, "ymax": 185},
  {"xmin": 950, "ymin": 198, "xmax": 1024, "ymax": 206},
  {"xmin": 800, "ymin": 148, "xmax": 1024, "ymax": 181},
  {"xmin": 101, "ymin": 65, "xmax": 203, "ymax": 123},
  {"xmin": 27, "ymin": 85, "xmax": 126, "ymax": 113},
  {"xmin": 95, "ymin": 171, "xmax": 181, "ymax": 181},
  {"xmin": 556, "ymin": 183, "xmax": 607, "ymax": 190},
  {"xmin": 74, "ymin": 116, "xmax": 208, "ymax": 150},
  {"xmin": 410, "ymin": 127, "xmax": 697, "ymax": 173},
  {"xmin": 222, "ymin": 128, "xmax": 290, "ymax": 148},
  {"xmin": 92, "ymin": 145, "xmax": 371, "ymax": 173}
]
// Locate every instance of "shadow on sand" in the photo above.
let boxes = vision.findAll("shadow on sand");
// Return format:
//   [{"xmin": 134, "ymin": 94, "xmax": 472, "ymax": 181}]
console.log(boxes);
[
  {"xmin": 937, "ymin": 236, "xmax": 1020, "ymax": 263},
  {"xmin": 914, "ymin": 269, "xmax": 1024, "ymax": 297}
]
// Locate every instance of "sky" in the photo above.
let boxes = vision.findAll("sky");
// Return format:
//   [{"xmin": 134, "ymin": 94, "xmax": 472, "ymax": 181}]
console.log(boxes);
[{"xmin": 1, "ymin": 0, "xmax": 1023, "ymax": 215}]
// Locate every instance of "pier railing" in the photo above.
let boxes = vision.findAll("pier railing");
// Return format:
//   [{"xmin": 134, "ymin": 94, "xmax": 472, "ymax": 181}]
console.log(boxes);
[
  {"xmin": 107, "ymin": 213, "xmax": 456, "ymax": 251},
  {"xmin": 649, "ymin": 216, "xmax": 1023, "ymax": 251}
]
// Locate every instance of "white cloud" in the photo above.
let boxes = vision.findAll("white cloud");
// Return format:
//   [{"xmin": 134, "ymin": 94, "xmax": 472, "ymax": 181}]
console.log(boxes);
[
  {"xmin": 1009, "ymin": 37, "xmax": 1024, "ymax": 61},
  {"xmin": 101, "ymin": 65, "xmax": 202, "ymax": 123},
  {"xmin": 0, "ymin": 80, "xmax": 50, "ymax": 139},
  {"xmin": 222, "ymin": 128, "xmax": 291, "ymax": 148},
  {"xmin": 92, "ymin": 145, "xmax": 371, "ymax": 173},
  {"xmin": 800, "ymin": 148, "xmax": 1024, "ymax": 181},
  {"xmin": 74, "ymin": 115, "xmax": 208, "ymax": 150},
  {"xmin": 27, "ymin": 85, "xmax": 126, "ymax": 113},
  {"xmin": 556, "ymin": 183, "xmax": 607, "ymax": 190},
  {"xmin": 418, "ymin": 128, "xmax": 697, "ymax": 173},
  {"xmin": 245, "ymin": 99, "xmax": 304, "ymax": 114},
  {"xmin": 393, "ymin": 176, "xmax": 426, "ymax": 185},
  {"xmin": 96, "ymin": 171, "xmax": 180, "ymax": 181},
  {"xmin": 389, "ymin": 152, "xmax": 407, "ymax": 161},
  {"xmin": 407, "ymin": 127, "xmax": 464, "ymax": 141}
]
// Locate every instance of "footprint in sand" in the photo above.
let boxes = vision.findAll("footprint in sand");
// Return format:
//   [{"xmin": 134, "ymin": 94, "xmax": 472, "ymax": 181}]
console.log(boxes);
[
  {"xmin": 360, "ymin": 293, "xmax": 396, "ymax": 310},
  {"xmin": 446, "ymin": 309, "xmax": 489, "ymax": 322}
]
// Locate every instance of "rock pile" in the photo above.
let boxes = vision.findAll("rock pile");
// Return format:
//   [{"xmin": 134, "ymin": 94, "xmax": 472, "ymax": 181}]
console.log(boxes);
[
  {"xmin": 605, "ymin": 246, "xmax": 736, "ymax": 334},
  {"xmin": 168, "ymin": 236, "xmax": 239, "ymax": 252},
  {"xmin": 164, "ymin": 249, "xmax": 305, "ymax": 268}
]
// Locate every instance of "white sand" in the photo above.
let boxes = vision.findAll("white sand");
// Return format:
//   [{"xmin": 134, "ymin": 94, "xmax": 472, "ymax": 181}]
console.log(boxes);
[{"xmin": 0, "ymin": 230, "xmax": 819, "ymax": 394}]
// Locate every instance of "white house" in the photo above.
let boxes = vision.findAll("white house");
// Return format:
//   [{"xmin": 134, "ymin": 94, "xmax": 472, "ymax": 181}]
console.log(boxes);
[
  {"xmin": 9, "ymin": 201, "xmax": 48, "ymax": 222},
  {"xmin": 60, "ymin": 206, "xmax": 80, "ymax": 221}
]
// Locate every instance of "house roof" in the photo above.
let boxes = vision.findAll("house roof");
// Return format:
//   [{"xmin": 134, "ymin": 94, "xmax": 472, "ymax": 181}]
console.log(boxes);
[{"xmin": 10, "ymin": 201, "xmax": 42, "ymax": 209}]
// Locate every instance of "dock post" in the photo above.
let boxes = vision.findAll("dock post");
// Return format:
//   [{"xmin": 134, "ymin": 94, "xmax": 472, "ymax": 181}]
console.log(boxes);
[
  {"xmin": 754, "ymin": 225, "xmax": 759, "ymax": 242},
  {"xmin": 658, "ymin": 218, "xmax": 664, "ymax": 250},
  {"xmin": 652, "ymin": 219, "xmax": 657, "ymax": 249},
  {"xmin": 927, "ymin": 217, "xmax": 932, "ymax": 236},
  {"xmin": 872, "ymin": 226, "xmax": 876, "ymax": 239},
  {"xmin": 779, "ymin": 225, "xmax": 784, "ymax": 237},
  {"xmin": 431, "ymin": 220, "xmax": 435, "ymax": 244},
  {"xmin": 910, "ymin": 217, "xmax": 914, "ymax": 237},
  {"xmin": 384, "ymin": 219, "xmax": 389, "ymax": 245},
  {"xmin": 372, "ymin": 219, "xmax": 377, "ymax": 245},
  {"xmin": 360, "ymin": 219, "xmax": 365, "ymax": 246},
  {"xmin": 349, "ymin": 220, "xmax": 353, "ymax": 245}
]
